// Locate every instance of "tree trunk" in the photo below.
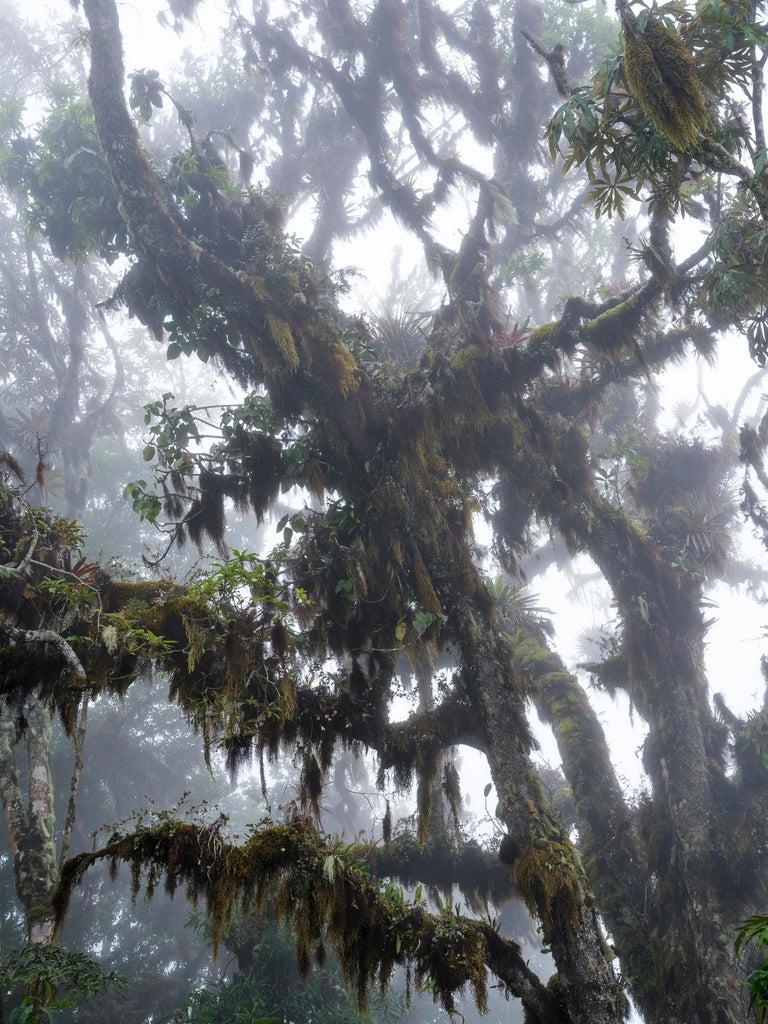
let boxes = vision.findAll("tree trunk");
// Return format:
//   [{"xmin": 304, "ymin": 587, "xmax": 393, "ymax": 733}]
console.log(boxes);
[
  {"xmin": 0, "ymin": 698, "xmax": 58, "ymax": 944},
  {"xmin": 454, "ymin": 608, "xmax": 624, "ymax": 1024}
]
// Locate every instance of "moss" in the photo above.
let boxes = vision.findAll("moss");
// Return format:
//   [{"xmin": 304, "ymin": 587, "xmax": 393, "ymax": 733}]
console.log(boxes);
[
  {"xmin": 622, "ymin": 17, "xmax": 708, "ymax": 151},
  {"xmin": 513, "ymin": 840, "xmax": 582, "ymax": 936},
  {"xmin": 102, "ymin": 578, "xmax": 174, "ymax": 613},
  {"xmin": 528, "ymin": 322, "xmax": 559, "ymax": 343},
  {"xmin": 53, "ymin": 820, "xmax": 547, "ymax": 1017},
  {"xmin": 442, "ymin": 761, "xmax": 462, "ymax": 829},
  {"xmin": 266, "ymin": 313, "xmax": 300, "ymax": 370},
  {"xmin": 411, "ymin": 546, "xmax": 444, "ymax": 618},
  {"xmin": 371, "ymin": 829, "xmax": 513, "ymax": 909},
  {"xmin": 300, "ymin": 750, "xmax": 323, "ymax": 819},
  {"xmin": 583, "ymin": 294, "xmax": 647, "ymax": 357}
]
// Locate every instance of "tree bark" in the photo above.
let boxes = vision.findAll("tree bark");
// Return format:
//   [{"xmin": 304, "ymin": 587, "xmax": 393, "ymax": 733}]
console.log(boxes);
[
  {"xmin": 454, "ymin": 607, "xmax": 624, "ymax": 1024},
  {"xmin": 0, "ymin": 698, "xmax": 57, "ymax": 943}
]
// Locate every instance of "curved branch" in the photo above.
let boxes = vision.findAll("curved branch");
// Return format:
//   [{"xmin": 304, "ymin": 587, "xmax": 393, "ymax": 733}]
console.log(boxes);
[
  {"xmin": 55, "ymin": 820, "xmax": 563, "ymax": 1024},
  {"xmin": 0, "ymin": 625, "xmax": 86, "ymax": 685}
]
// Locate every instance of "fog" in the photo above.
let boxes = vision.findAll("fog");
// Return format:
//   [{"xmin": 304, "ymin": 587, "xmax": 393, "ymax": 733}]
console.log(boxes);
[{"xmin": 0, "ymin": 1, "xmax": 767, "ymax": 1023}]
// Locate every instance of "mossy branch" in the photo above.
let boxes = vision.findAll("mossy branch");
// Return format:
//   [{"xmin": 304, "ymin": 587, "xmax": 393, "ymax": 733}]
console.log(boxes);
[
  {"xmin": 54, "ymin": 820, "xmax": 562, "ymax": 1024},
  {"xmin": 369, "ymin": 830, "xmax": 514, "ymax": 909}
]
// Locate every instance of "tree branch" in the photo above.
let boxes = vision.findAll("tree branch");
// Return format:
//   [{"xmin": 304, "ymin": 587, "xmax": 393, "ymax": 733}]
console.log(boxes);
[{"xmin": 55, "ymin": 820, "xmax": 562, "ymax": 1024}]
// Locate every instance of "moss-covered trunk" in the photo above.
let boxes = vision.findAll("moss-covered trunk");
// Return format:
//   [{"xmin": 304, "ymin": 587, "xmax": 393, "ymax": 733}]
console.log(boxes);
[
  {"xmin": 551, "ymin": 488, "xmax": 746, "ymax": 1023},
  {"xmin": 453, "ymin": 608, "xmax": 623, "ymax": 1024},
  {"xmin": 0, "ymin": 698, "xmax": 57, "ymax": 943}
]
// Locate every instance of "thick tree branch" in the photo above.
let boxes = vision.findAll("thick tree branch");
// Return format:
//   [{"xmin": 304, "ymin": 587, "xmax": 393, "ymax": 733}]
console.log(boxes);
[
  {"xmin": 0, "ymin": 625, "xmax": 86, "ymax": 686},
  {"xmin": 55, "ymin": 820, "xmax": 563, "ymax": 1024}
]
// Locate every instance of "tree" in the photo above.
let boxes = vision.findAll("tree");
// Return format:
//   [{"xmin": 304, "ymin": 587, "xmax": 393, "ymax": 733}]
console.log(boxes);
[{"xmin": 3, "ymin": 0, "xmax": 768, "ymax": 1022}]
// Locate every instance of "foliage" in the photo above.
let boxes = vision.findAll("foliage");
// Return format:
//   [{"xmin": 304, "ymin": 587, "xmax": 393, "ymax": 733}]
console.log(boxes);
[
  {"xmin": 0, "ymin": 944, "xmax": 124, "ymax": 1023},
  {"xmin": 3, "ymin": 0, "xmax": 768, "ymax": 1022},
  {"xmin": 736, "ymin": 916, "xmax": 768, "ymax": 1023},
  {"xmin": 1, "ymin": 99, "xmax": 125, "ymax": 260},
  {"xmin": 171, "ymin": 919, "xmax": 401, "ymax": 1024}
]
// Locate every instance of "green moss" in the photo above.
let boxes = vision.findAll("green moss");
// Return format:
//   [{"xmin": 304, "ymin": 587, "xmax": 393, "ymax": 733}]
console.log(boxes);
[
  {"xmin": 528, "ymin": 322, "xmax": 559, "ymax": 343},
  {"xmin": 513, "ymin": 840, "xmax": 582, "ymax": 936},
  {"xmin": 103, "ymin": 578, "xmax": 174, "ymax": 612},
  {"xmin": 583, "ymin": 294, "xmax": 647, "ymax": 357},
  {"xmin": 266, "ymin": 313, "xmax": 300, "ymax": 370},
  {"xmin": 623, "ymin": 17, "xmax": 708, "ymax": 151},
  {"xmin": 54, "ymin": 820, "xmax": 539, "ymax": 1016}
]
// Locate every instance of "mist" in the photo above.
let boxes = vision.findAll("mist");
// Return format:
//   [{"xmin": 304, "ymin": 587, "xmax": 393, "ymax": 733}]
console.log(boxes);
[{"xmin": 0, "ymin": 1, "xmax": 767, "ymax": 1022}]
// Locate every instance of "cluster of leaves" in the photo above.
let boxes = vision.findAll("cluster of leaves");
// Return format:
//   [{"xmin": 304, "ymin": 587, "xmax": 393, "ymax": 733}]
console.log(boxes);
[
  {"xmin": 736, "ymin": 916, "xmax": 768, "ymax": 1024},
  {"xmin": 128, "ymin": 69, "xmax": 164, "ymax": 123},
  {"xmin": 0, "ymin": 99, "xmax": 126, "ymax": 260},
  {"xmin": 546, "ymin": 0, "xmax": 768, "ymax": 353},
  {"xmin": 0, "ymin": 944, "xmax": 124, "ymax": 1023},
  {"xmin": 188, "ymin": 548, "xmax": 307, "ymax": 617},
  {"xmin": 706, "ymin": 205, "xmax": 768, "ymax": 364}
]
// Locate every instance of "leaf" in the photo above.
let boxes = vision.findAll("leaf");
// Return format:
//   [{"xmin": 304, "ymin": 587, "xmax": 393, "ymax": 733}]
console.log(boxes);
[
  {"xmin": 413, "ymin": 610, "xmax": 435, "ymax": 636},
  {"xmin": 483, "ymin": 782, "xmax": 493, "ymax": 798},
  {"xmin": 395, "ymin": 622, "xmax": 407, "ymax": 642},
  {"xmin": 489, "ymin": 183, "xmax": 518, "ymax": 225},
  {"xmin": 736, "ymin": 915, "xmax": 768, "ymax": 959},
  {"xmin": 142, "ymin": 445, "xmax": 156, "ymax": 462}
]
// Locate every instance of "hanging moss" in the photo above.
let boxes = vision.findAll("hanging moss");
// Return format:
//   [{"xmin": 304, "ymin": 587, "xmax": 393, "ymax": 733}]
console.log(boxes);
[
  {"xmin": 53, "ymin": 820, "xmax": 553, "ymax": 1019},
  {"xmin": 300, "ymin": 750, "xmax": 324, "ymax": 820},
  {"xmin": 583, "ymin": 294, "xmax": 648, "ymax": 358},
  {"xmin": 416, "ymin": 747, "xmax": 437, "ymax": 845},
  {"xmin": 622, "ymin": 16, "xmax": 708, "ymax": 151},
  {"xmin": 442, "ymin": 761, "xmax": 462, "ymax": 829},
  {"xmin": 266, "ymin": 313, "xmax": 300, "ymax": 370},
  {"xmin": 513, "ymin": 840, "xmax": 582, "ymax": 936},
  {"xmin": 411, "ymin": 546, "xmax": 444, "ymax": 618},
  {"xmin": 382, "ymin": 801, "xmax": 392, "ymax": 845}
]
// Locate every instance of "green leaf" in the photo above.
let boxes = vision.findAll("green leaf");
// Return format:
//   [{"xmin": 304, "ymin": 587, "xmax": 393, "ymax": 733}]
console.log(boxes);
[{"xmin": 413, "ymin": 610, "xmax": 435, "ymax": 636}]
